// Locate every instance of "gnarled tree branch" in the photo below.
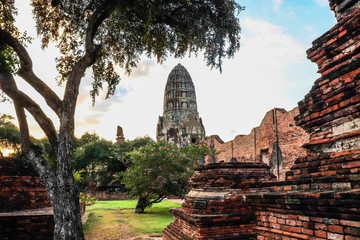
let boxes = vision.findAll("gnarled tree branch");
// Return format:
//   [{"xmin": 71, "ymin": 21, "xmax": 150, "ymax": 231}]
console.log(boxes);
[
  {"xmin": 0, "ymin": 70, "xmax": 59, "ymax": 152},
  {"xmin": 63, "ymin": 1, "xmax": 116, "ymax": 117},
  {"xmin": 0, "ymin": 27, "xmax": 62, "ymax": 116}
]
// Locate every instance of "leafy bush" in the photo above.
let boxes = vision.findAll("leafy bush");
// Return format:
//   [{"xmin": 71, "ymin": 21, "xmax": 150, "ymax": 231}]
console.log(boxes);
[{"xmin": 117, "ymin": 140, "xmax": 213, "ymax": 213}]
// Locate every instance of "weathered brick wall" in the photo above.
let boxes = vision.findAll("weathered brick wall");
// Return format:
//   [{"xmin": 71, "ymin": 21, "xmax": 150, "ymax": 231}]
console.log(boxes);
[
  {"xmin": 0, "ymin": 158, "xmax": 54, "ymax": 239},
  {"xmin": 85, "ymin": 188, "xmax": 131, "ymax": 201},
  {"xmin": 0, "ymin": 176, "xmax": 51, "ymax": 212},
  {"xmin": 0, "ymin": 158, "xmax": 51, "ymax": 212},
  {"xmin": 0, "ymin": 212, "xmax": 54, "ymax": 240},
  {"xmin": 295, "ymin": 2, "xmax": 360, "ymax": 154},
  {"xmin": 206, "ymin": 107, "xmax": 309, "ymax": 180},
  {"xmin": 246, "ymin": 152, "xmax": 360, "ymax": 240},
  {"xmin": 247, "ymin": 1, "xmax": 360, "ymax": 239}
]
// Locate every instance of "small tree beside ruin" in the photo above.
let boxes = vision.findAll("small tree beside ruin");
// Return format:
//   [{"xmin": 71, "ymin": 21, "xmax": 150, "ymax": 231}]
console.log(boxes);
[
  {"xmin": 0, "ymin": 0, "xmax": 243, "ymax": 239},
  {"xmin": 119, "ymin": 140, "xmax": 212, "ymax": 213}
]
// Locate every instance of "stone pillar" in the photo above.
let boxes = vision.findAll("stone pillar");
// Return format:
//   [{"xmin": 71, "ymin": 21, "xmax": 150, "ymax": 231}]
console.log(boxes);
[{"xmin": 163, "ymin": 163, "xmax": 276, "ymax": 240}]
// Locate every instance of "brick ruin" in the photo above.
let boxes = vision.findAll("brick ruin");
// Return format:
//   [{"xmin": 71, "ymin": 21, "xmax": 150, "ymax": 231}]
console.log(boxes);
[
  {"xmin": 163, "ymin": 163, "xmax": 277, "ymax": 239},
  {"xmin": 163, "ymin": 0, "xmax": 360, "ymax": 239},
  {"xmin": 0, "ymin": 157, "xmax": 54, "ymax": 239},
  {"xmin": 116, "ymin": 125, "xmax": 125, "ymax": 144},
  {"xmin": 205, "ymin": 107, "xmax": 309, "ymax": 180}
]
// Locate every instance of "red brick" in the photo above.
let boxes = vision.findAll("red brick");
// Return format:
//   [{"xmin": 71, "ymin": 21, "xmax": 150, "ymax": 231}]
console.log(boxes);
[
  {"xmin": 269, "ymin": 217, "xmax": 277, "ymax": 223},
  {"xmin": 301, "ymin": 228, "xmax": 314, "ymax": 235},
  {"xmin": 286, "ymin": 219, "xmax": 297, "ymax": 226},
  {"xmin": 278, "ymin": 218, "xmax": 286, "ymax": 224},
  {"xmin": 345, "ymin": 236, "xmax": 360, "ymax": 240},
  {"xmin": 315, "ymin": 230, "xmax": 327, "ymax": 238},
  {"xmin": 298, "ymin": 216, "xmax": 310, "ymax": 221},
  {"xmin": 311, "ymin": 217, "xmax": 323, "ymax": 223},
  {"xmin": 315, "ymin": 223, "xmax": 327, "ymax": 230},
  {"xmin": 328, "ymin": 225, "xmax": 344, "ymax": 233},
  {"xmin": 340, "ymin": 220, "xmax": 360, "ymax": 228},
  {"xmin": 290, "ymin": 227, "xmax": 302, "ymax": 233},
  {"xmin": 342, "ymin": 161, "xmax": 360, "ymax": 169}
]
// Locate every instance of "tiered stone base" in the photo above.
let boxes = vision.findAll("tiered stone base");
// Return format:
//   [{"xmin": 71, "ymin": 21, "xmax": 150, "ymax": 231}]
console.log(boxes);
[
  {"xmin": 163, "ymin": 163, "xmax": 276, "ymax": 240},
  {"xmin": 247, "ymin": 151, "xmax": 360, "ymax": 240}
]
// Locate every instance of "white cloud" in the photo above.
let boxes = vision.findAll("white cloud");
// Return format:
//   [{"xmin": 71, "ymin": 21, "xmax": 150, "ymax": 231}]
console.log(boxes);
[
  {"xmin": 272, "ymin": 0, "xmax": 282, "ymax": 12},
  {"xmin": 314, "ymin": 0, "xmax": 329, "ymax": 7},
  {"xmin": 132, "ymin": 60, "xmax": 156, "ymax": 78},
  {"xmin": 190, "ymin": 18, "xmax": 306, "ymax": 141}
]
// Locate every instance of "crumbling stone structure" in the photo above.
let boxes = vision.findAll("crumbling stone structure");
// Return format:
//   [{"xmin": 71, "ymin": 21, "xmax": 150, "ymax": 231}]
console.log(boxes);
[
  {"xmin": 163, "ymin": 163, "xmax": 276, "ymax": 239},
  {"xmin": 157, "ymin": 63, "xmax": 206, "ymax": 147},
  {"xmin": 0, "ymin": 157, "xmax": 53, "ymax": 239},
  {"xmin": 164, "ymin": 0, "xmax": 360, "ymax": 239},
  {"xmin": 206, "ymin": 107, "xmax": 308, "ymax": 180},
  {"xmin": 116, "ymin": 125, "xmax": 125, "ymax": 144}
]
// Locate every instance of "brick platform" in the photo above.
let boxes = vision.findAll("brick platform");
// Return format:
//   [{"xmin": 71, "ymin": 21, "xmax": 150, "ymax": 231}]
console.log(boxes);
[
  {"xmin": 0, "ymin": 208, "xmax": 54, "ymax": 240},
  {"xmin": 163, "ymin": 163, "xmax": 276, "ymax": 240},
  {"xmin": 0, "ymin": 158, "xmax": 53, "ymax": 239},
  {"xmin": 0, "ymin": 158, "xmax": 51, "ymax": 212}
]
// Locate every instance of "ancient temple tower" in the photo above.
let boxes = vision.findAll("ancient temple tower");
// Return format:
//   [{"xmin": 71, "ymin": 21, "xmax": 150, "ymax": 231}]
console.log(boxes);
[
  {"xmin": 116, "ymin": 126, "xmax": 125, "ymax": 144},
  {"xmin": 156, "ymin": 63, "xmax": 205, "ymax": 147}
]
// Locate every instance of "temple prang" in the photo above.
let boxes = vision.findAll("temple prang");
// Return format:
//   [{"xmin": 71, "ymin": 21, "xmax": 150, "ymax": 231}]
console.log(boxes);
[
  {"xmin": 157, "ymin": 63, "xmax": 205, "ymax": 147},
  {"xmin": 116, "ymin": 125, "xmax": 125, "ymax": 144}
]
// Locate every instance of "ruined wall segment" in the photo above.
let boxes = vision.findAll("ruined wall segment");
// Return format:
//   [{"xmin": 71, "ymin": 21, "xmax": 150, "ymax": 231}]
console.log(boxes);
[
  {"xmin": 164, "ymin": 1, "xmax": 360, "ymax": 239},
  {"xmin": 295, "ymin": 1, "xmax": 360, "ymax": 155},
  {"xmin": 249, "ymin": 1, "xmax": 360, "ymax": 239},
  {"xmin": 206, "ymin": 107, "xmax": 308, "ymax": 180},
  {"xmin": 157, "ymin": 64, "xmax": 205, "ymax": 147}
]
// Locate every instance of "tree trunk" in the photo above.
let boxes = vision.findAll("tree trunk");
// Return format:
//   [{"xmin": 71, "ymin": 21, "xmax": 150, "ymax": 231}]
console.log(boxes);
[
  {"xmin": 51, "ymin": 190, "xmax": 84, "ymax": 240},
  {"xmin": 134, "ymin": 197, "xmax": 148, "ymax": 214}
]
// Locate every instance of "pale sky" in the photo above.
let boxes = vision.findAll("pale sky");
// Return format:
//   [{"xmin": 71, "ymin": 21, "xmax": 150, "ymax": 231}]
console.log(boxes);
[{"xmin": 0, "ymin": 0, "xmax": 336, "ymax": 143}]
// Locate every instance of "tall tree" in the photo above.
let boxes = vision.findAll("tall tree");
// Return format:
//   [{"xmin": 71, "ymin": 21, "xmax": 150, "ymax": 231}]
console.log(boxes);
[{"xmin": 0, "ymin": 1, "xmax": 243, "ymax": 239}]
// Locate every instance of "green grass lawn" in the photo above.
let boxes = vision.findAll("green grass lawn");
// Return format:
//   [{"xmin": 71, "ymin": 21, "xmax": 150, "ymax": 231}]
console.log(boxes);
[{"xmin": 84, "ymin": 200, "xmax": 181, "ymax": 239}]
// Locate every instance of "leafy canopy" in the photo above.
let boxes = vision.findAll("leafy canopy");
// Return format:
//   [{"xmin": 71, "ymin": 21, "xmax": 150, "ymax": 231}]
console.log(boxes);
[
  {"xmin": 0, "ymin": 114, "xmax": 21, "ymax": 156},
  {"xmin": 1, "ymin": 0, "xmax": 243, "ymax": 103},
  {"xmin": 73, "ymin": 133, "xmax": 154, "ymax": 185}
]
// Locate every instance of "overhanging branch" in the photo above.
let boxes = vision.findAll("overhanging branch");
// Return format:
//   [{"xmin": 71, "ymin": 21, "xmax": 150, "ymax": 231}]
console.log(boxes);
[
  {"xmin": 0, "ymin": 27, "xmax": 62, "ymax": 116},
  {"xmin": 63, "ymin": 1, "xmax": 116, "ymax": 116},
  {"xmin": 0, "ymin": 71, "xmax": 59, "ymax": 152}
]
